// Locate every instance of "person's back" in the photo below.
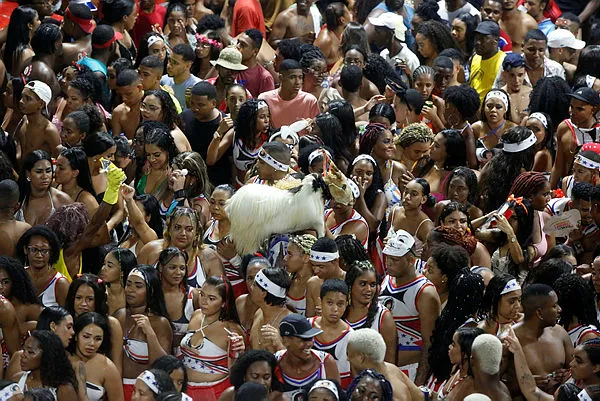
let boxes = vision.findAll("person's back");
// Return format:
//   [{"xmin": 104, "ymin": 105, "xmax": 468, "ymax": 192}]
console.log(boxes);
[{"xmin": 231, "ymin": 0, "xmax": 266, "ymax": 38}]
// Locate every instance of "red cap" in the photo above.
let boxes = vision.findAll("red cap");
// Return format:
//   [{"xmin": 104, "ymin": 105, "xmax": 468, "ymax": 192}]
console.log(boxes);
[{"xmin": 65, "ymin": 7, "xmax": 96, "ymax": 34}]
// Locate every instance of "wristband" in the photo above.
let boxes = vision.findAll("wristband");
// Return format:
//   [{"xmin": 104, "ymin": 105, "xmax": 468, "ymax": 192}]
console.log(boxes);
[{"xmin": 174, "ymin": 189, "xmax": 187, "ymax": 199}]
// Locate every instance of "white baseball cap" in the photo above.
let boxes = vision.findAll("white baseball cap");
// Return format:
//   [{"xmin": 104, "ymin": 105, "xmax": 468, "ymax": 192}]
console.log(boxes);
[
  {"xmin": 383, "ymin": 229, "xmax": 415, "ymax": 257},
  {"xmin": 24, "ymin": 81, "xmax": 52, "ymax": 107},
  {"xmin": 547, "ymin": 29, "xmax": 585, "ymax": 50},
  {"xmin": 369, "ymin": 12, "xmax": 403, "ymax": 31}
]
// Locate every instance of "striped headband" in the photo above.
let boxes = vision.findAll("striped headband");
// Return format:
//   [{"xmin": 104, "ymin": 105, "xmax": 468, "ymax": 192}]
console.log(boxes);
[
  {"xmin": 310, "ymin": 250, "xmax": 339, "ymax": 262},
  {"xmin": 528, "ymin": 112, "xmax": 548, "ymax": 129},
  {"xmin": 575, "ymin": 154, "xmax": 600, "ymax": 170},
  {"xmin": 503, "ymin": 131, "xmax": 537, "ymax": 153},
  {"xmin": 258, "ymin": 149, "xmax": 289, "ymax": 171},
  {"xmin": 0, "ymin": 383, "xmax": 22, "ymax": 401},
  {"xmin": 310, "ymin": 380, "xmax": 339, "ymax": 401},
  {"xmin": 485, "ymin": 90, "xmax": 509, "ymax": 110},
  {"xmin": 255, "ymin": 269, "xmax": 286, "ymax": 298},
  {"xmin": 138, "ymin": 370, "xmax": 160, "ymax": 394},
  {"xmin": 352, "ymin": 154, "xmax": 377, "ymax": 166},
  {"xmin": 500, "ymin": 278, "xmax": 521, "ymax": 295}
]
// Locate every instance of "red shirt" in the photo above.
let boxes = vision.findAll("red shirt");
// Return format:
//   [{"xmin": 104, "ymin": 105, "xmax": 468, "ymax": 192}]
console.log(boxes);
[
  {"xmin": 231, "ymin": 0, "xmax": 265, "ymax": 37},
  {"xmin": 131, "ymin": 1, "xmax": 167, "ymax": 48}
]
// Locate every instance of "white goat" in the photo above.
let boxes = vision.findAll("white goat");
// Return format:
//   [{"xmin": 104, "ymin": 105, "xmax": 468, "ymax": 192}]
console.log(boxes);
[{"xmin": 225, "ymin": 174, "xmax": 326, "ymax": 255}]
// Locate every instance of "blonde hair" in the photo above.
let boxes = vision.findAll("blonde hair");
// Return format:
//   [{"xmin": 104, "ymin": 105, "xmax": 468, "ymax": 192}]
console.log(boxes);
[
  {"xmin": 288, "ymin": 234, "xmax": 317, "ymax": 254},
  {"xmin": 395, "ymin": 123, "xmax": 434, "ymax": 148}
]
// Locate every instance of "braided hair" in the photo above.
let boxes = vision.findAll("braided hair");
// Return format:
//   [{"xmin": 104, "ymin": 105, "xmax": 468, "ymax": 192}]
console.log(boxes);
[
  {"xmin": 358, "ymin": 123, "xmax": 388, "ymax": 155},
  {"xmin": 528, "ymin": 76, "xmax": 571, "ymax": 126},
  {"xmin": 335, "ymin": 234, "xmax": 369, "ymax": 270},
  {"xmin": 346, "ymin": 369, "xmax": 393, "ymax": 401},
  {"xmin": 394, "ymin": 123, "xmax": 434, "ymax": 149},
  {"xmin": 509, "ymin": 171, "xmax": 548, "ymax": 199},
  {"xmin": 428, "ymin": 269, "xmax": 484, "ymax": 380},
  {"xmin": 554, "ymin": 273, "xmax": 600, "ymax": 330},
  {"xmin": 343, "ymin": 260, "xmax": 380, "ymax": 328},
  {"xmin": 288, "ymin": 234, "xmax": 317, "ymax": 255}
]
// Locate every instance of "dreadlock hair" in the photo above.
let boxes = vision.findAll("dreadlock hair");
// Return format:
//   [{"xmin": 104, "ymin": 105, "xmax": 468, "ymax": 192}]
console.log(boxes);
[
  {"xmin": 525, "ymin": 258, "xmax": 573, "ymax": 287},
  {"xmin": 580, "ymin": 338, "xmax": 600, "ymax": 378},
  {"xmin": 444, "ymin": 167, "xmax": 478, "ymax": 205},
  {"xmin": 358, "ymin": 123, "xmax": 388, "ymax": 155},
  {"xmin": 444, "ymin": 85, "xmax": 480, "ymax": 123},
  {"xmin": 46, "ymin": 203, "xmax": 90, "ymax": 248},
  {"xmin": 555, "ymin": 273, "xmax": 600, "ymax": 330},
  {"xmin": 30, "ymin": 330, "xmax": 78, "ymax": 390},
  {"xmin": 481, "ymin": 273, "xmax": 518, "ymax": 320},
  {"xmin": 164, "ymin": 207, "xmax": 202, "ymax": 249},
  {"xmin": 428, "ymin": 270, "xmax": 484, "ymax": 380},
  {"xmin": 235, "ymin": 99, "xmax": 272, "ymax": 149},
  {"xmin": 171, "ymin": 152, "xmax": 213, "ymax": 201},
  {"xmin": 335, "ymin": 234, "xmax": 369, "ymax": 270},
  {"xmin": 477, "ymin": 127, "xmax": 536, "ymax": 213},
  {"xmin": 509, "ymin": 171, "xmax": 548, "ymax": 200},
  {"xmin": 415, "ymin": 21, "xmax": 457, "ymax": 63},
  {"xmin": 0, "ymin": 256, "xmax": 39, "ymax": 304},
  {"xmin": 364, "ymin": 53, "xmax": 401, "ymax": 94},
  {"xmin": 204, "ymin": 275, "xmax": 240, "ymax": 323},
  {"xmin": 528, "ymin": 76, "xmax": 571, "ymax": 126},
  {"xmin": 343, "ymin": 260, "xmax": 380, "ymax": 327},
  {"xmin": 346, "ymin": 369, "xmax": 393, "ymax": 401},
  {"xmin": 288, "ymin": 234, "xmax": 317, "ymax": 255},
  {"xmin": 394, "ymin": 123, "xmax": 434, "ymax": 150},
  {"xmin": 415, "ymin": 0, "xmax": 442, "ymax": 22},
  {"xmin": 157, "ymin": 247, "xmax": 189, "ymax": 293},
  {"xmin": 299, "ymin": 45, "xmax": 326, "ymax": 71}
]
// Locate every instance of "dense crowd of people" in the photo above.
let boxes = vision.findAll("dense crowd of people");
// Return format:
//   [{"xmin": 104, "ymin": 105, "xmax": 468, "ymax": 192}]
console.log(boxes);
[{"xmin": 1, "ymin": 0, "xmax": 600, "ymax": 400}]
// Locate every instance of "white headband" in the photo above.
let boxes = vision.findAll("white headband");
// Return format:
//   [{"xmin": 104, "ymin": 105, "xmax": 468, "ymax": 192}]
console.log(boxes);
[
  {"xmin": 147, "ymin": 35, "xmax": 164, "ymax": 48},
  {"xmin": 575, "ymin": 154, "xmax": 600, "ymax": 170},
  {"xmin": 528, "ymin": 112, "xmax": 548, "ymax": 129},
  {"xmin": 352, "ymin": 154, "xmax": 377, "ymax": 166},
  {"xmin": 138, "ymin": 370, "xmax": 160, "ymax": 394},
  {"xmin": 128, "ymin": 268, "xmax": 145, "ymax": 281},
  {"xmin": 255, "ymin": 269, "xmax": 286, "ymax": 298},
  {"xmin": 586, "ymin": 75, "xmax": 596, "ymax": 89},
  {"xmin": 578, "ymin": 389, "xmax": 593, "ymax": 401},
  {"xmin": 257, "ymin": 100, "xmax": 269, "ymax": 111},
  {"xmin": 0, "ymin": 383, "xmax": 22, "ymax": 401},
  {"xmin": 485, "ymin": 90, "xmax": 509, "ymax": 110},
  {"xmin": 310, "ymin": 250, "xmax": 339, "ymax": 262},
  {"xmin": 258, "ymin": 149, "xmax": 289, "ymax": 172},
  {"xmin": 310, "ymin": 380, "xmax": 339, "ymax": 401},
  {"xmin": 503, "ymin": 131, "xmax": 537, "ymax": 153},
  {"xmin": 308, "ymin": 149, "xmax": 332, "ymax": 165},
  {"xmin": 500, "ymin": 278, "xmax": 521, "ymax": 295}
]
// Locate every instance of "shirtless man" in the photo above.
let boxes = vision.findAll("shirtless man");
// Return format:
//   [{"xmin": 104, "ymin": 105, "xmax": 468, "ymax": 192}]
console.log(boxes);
[
  {"xmin": 28, "ymin": 24, "xmax": 62, "ymax": 111},
  {"xmin": 306, "ymin": 238, "xmax": 345, "ymax": 318},
  {"xmin": 112, "ymin": 69, "xmax": 144, "ymax": 139},
  {"xmin": 17, "ymin": 81, "xmax": 60, "ymax": 164},
  {"xmin": 499, "ymin": 0, "xmax": 537, "ymax": 53},
  {"xmin": 347, "ymin": 328, "xmax": 425, "ymax": 401},
  {"xmin": 339, "ymin": 65, "xmax": 367, "ymax": 116},
  {"xmin": 60, "ymin": 3, "xmax": 95, "ymax": 67},
  {"xmin": 269, "ymin": 0, "xmax": 316, "ymax": 47},
  {"xmin": 248, "ymin": 267, "xmax": 292, "ymax": 352},
  {"xmin": 314, "ymin": 2, "xmax": 351, "ymax": 70},
  {"xmin": 512, "ymin": 284, "xmax": 573, "ymax": 395},
  {"xmin": 501, "ymin": 53, "xmax": 531, "ymax": 124},
  {"xmin": 0, "ymin": 180, "xmax": 31, "ymax": 258}
]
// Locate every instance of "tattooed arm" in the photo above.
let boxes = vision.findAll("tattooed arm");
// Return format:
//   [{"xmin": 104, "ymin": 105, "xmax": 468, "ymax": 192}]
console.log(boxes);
[{"xmin": 502, "ymin": 327, "xmax": 553, "ymax": 401}]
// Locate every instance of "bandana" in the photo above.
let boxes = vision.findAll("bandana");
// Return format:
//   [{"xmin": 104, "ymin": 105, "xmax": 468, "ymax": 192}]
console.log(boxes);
[
  {"xmin": 500, "ymin": 278, "xmax": 521, "ymax": 295},
  {"xmin": 503, "ymin": 131, "xmax": 537, "ymax": 153},
  {"xmin": 575, "ymin": 154, "xmax": 600, "ymax": 170},
  {"xmin": 309, "ymin": 250, "xmax": 339, "ymax": 262},
  {"xmin": 485, "ymin": 90, "xmax": 509, "ymax": 110},
  {"xmin": 310, "ymin": 380, "xmax": 339, "ymax": 401},
  {"xmin": 528, "ymin": 112, "xmax": 548, "ymax": 129},
  {"xmin": 137, "ymin": 371, "xmax": 160, "ymax": 394},
  {"xmin": 352, "ymin": 154, "xmax": 377, "ymax": 166},
  {"xmin": 147, "ymin": 35, "xmax": 164, "ymax": 48},
  {"xmin": 255, "ymin": 269, "xmax": 286, "ymax": 297},
  {"xmin": 258, "ymin": 149, "xmax": 289, "ymax": 171},
  {"xmin": 0, "ymin": 383, "xmax": 22, "ymax": 401}
]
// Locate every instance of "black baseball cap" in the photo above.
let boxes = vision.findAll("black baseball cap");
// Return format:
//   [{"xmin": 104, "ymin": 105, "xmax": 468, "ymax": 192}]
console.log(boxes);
[
  {"xmin": 502, "ymin": 53, "xmax": 528, "ymax": 71},
  {"xmin": 568, "ymin": 87, "xmax": 600, "ymax": 106},
  {"xmin": 475, "ymin": 20, "xmax": 500, "ymax": 37},
  {"xmin": 279, "ymin": 314, "xmax": 323, "ymax": 339}
]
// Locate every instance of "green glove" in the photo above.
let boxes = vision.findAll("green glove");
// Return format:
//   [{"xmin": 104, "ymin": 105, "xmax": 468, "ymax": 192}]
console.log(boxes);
[{"xmin": 102, "ymin": 160, "xmax": 126, "ymax": 205}]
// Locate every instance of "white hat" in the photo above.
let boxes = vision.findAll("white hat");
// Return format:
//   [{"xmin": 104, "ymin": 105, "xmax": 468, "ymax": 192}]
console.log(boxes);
[
  {"xmin": 24, "ymin": 81, "xmax": 52, "ymax": 107},
  {"xmin": 383, "ymin": 229, "xmax": 415, "ymax": 257},
  {"xmin": 395, "ymin": 19, "xmax": 407, "ymax": 42},
  {"xmin": 369, "ymin": 12, "xmax": 403, "ymax": 31},
  {"xmin": 547, "ymin": 29, "xmax": 585, "ymax": 50},
  {"xmin": 464, "ymin": 394, "xmax": 492, "ymax": 401}
]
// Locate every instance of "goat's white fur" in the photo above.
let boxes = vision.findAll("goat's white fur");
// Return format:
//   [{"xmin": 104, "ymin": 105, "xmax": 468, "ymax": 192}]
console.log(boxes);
[{"xmin": 225, "ymin": 175, "xmax": 325, "ymax": 254}]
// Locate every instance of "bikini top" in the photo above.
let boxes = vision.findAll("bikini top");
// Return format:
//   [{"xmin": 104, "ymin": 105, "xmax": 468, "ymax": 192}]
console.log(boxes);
[
  {"xmin": 86, "ymin": 382, "xmax": 105, "ymax": 401},
  {"xmin": 15, "ymin": 192, "xmax": 56, "ymax": 223},
  {"xmin": 123, "ymin": 322, "xmax": 149, "ymax": 364},
  {"xmin": 180, "ymin": 330, "xmax": 229, "ymax": 375}
]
